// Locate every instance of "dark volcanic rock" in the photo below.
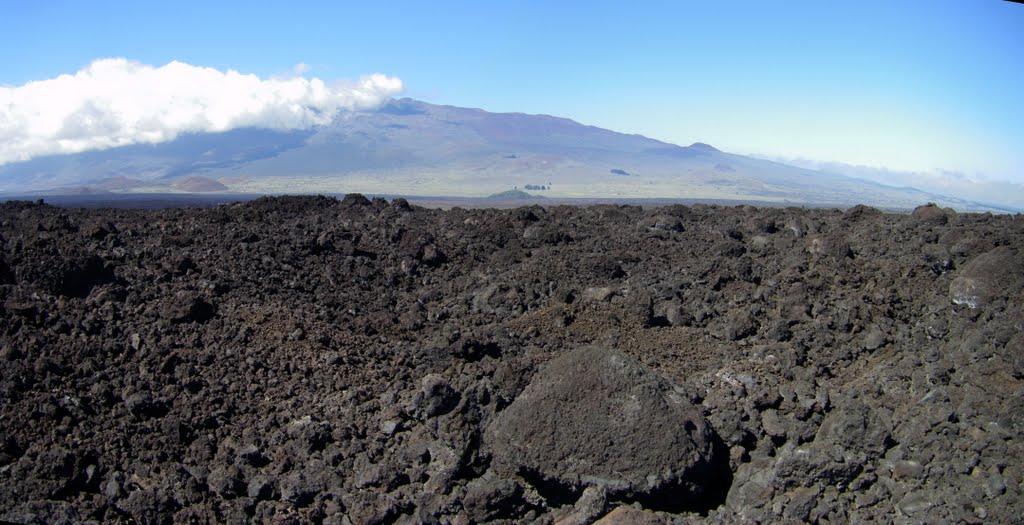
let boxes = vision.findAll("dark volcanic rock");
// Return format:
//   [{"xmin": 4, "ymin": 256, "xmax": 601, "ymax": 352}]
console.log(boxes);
[
  {"xmin": 160, "ymin": 292, "xmax": 216, "ymax": 323},
  {"xmin": 16, "ymin": 253, "xmax": 114, "ymax": 298},
  {"xmin": 1, "ymin": 196, "xmax": 1022, "ymax": 524},
  {"xmin": 485, "ymin": 346, "xmax": 723, "ymax": 508}
]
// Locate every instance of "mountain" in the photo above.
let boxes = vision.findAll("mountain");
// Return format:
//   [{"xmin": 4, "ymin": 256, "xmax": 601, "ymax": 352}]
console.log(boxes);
[
  {"xmin": 0, "ymin": 98, "xmax": 1003, "ymax": 211},
  {"xmin": 758, "ymin": 156, "xmax": 1024, "ymax": 212}
]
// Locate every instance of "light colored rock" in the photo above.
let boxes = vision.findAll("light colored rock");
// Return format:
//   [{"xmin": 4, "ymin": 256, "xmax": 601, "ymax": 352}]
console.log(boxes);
[
  {"xmin": 592, "ymin": 506, "xmax": 664, "ymax": 525},
  {"xmin": 761, "ymin": 409, "xmax": 787, "ymax": 438},
  {"xmin": 893, "ymin": 460, "xmax": 924, "ymax": 479},
  {"xmin": 897, "ymin": 492, "xmax": 934, "ymax": 516},
  {"xmin": 862, "ymin": 326, "xmax": 888, "ymax": 350},
  {"xmin": 582, "ymin": 286, "xmax": 616, "ymax": 303}
]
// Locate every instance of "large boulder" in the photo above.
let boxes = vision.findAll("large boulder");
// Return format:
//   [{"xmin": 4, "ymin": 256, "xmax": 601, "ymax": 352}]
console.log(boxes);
[
  {"xmin": 484, "ymin": 346, "xmax": 722, "ymax": 507},
  {"xmin": 949, "ymin": 246, "xmax": 1023, "ymax": 308},
  {"xmin": 911, "ymin": 203, "xmax": 954, "ymax": 225}
]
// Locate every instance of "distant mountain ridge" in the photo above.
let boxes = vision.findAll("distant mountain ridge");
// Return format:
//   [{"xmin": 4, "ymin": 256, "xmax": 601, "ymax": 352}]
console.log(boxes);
[{"xmin": 0, "ymin": 98, "xmax": 1005, "ymax": 211}]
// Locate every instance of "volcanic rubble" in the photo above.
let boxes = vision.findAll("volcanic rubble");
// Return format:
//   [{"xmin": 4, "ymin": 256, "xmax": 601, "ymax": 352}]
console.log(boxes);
[{"xmin": 0, "ymin": 196, "xmax": 1021, "ymax": 524}]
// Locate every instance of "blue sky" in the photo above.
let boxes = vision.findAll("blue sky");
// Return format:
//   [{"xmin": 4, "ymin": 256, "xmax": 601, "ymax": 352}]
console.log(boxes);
[{"xmin": 2, "ymin": 0, "xmax": 1022, "ymax": 187}]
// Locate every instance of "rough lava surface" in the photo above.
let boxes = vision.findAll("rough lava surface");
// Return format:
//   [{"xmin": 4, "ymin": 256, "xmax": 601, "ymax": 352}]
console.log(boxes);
[{"xmin": 0, "ymin": 197, "xmax": 1021, "ymax": 524}]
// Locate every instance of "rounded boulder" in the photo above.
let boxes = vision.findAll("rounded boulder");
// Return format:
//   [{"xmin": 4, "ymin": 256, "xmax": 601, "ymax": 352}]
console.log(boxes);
[{"xmin": 484, "ymin": 346, "xmax": 721, "ymax": 504}]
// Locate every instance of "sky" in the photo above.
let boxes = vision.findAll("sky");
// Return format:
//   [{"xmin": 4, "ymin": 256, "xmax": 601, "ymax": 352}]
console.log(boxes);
[{"xmin": 1, "ymin": 0, "xmax": 1022, "ymax": 194}]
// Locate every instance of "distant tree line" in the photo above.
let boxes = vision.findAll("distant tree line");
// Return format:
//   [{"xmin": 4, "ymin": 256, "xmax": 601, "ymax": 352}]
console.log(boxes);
[{"xmin": 524, "ymin": 184, "xmax": 549, "ymax": 190}]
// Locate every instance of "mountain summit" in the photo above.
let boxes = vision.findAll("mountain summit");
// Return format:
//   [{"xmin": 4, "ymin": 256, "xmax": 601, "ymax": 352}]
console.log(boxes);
[{"xmin": 689, "ymin": 142, "xmax": 720, "ymax": 153}]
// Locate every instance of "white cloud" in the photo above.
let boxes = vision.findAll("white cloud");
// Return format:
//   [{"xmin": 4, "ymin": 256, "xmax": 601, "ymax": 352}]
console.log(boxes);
[{"xmin": 0, "ymin": 58, "xmax": 403, "ymax": 165}]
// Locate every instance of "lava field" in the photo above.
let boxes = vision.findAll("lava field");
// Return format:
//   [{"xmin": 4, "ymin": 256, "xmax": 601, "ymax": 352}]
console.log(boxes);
[{"xmin": 0, "ymin": 195, "xmax": 1021, "ymax": 524}]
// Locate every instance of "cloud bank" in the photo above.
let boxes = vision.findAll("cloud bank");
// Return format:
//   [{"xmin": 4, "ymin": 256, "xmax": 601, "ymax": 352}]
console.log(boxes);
[{"xmin": 0, "ymin": 58, "xmax": 403, "ymax": 165}]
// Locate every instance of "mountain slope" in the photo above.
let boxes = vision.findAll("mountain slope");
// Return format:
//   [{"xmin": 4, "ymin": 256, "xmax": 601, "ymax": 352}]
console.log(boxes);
[{"xmin": 0, "ymin": 98, "xmax": 1000, "ymax": 210}]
